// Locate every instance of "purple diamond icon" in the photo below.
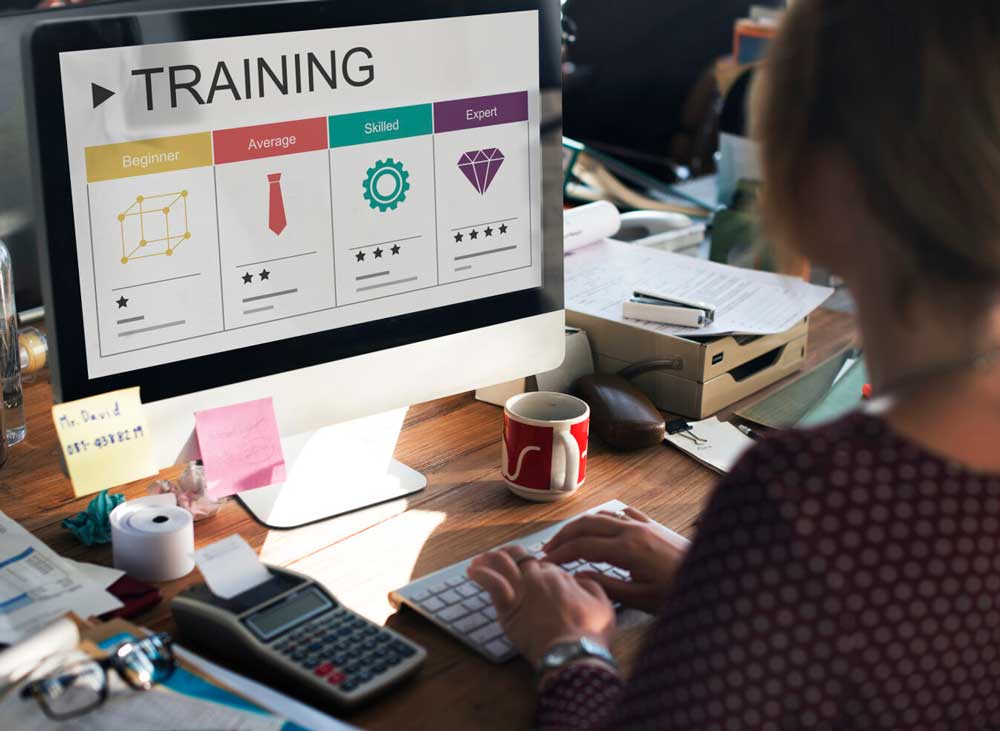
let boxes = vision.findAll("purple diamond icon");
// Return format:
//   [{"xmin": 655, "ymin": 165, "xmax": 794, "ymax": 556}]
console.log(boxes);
[{"xmin": 458, "ymin": 148, "xmax": 505, "ymax": 194}]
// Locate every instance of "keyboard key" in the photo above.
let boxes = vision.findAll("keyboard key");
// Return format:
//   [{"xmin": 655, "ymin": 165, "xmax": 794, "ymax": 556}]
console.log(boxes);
[
  {"xmin": 594, "ymin": 562, "xmax": 612, "ymax": 572},
  {"xmin": 462, "ymin": 596, "xmax": 487, "ymax": 612},
  {"xmin": 453, "ymin": 612, "xmax": 490, "ymax": 634},
  {"xmin": 456, "ymin": 583, "xmax": 479, "ymax": 598},
  {"xmin": 411, "ymin": 589, "xmax": 431, "ymax": 602},
  {"xmin": 485, "ymin": 638, "xmax": 512, "ymax": 659},
  {"xmin": 562, "ymin": 560, "xmax": 582, "ymax": 570},
  {"xmin": 437, "ymin": 604, "xmax": 469, "ymax": 622},
  {"xmin": 446, "ymin": 575, "xmax": 466, "ymax": 587},
  {"xmin": 428, "ymin": 582, "xmax": 448, "ymax": 595},
  {"xmin": 439, "ymin": 590, "xmax": 462, "ymax": 604},
  {"xmin": 484, "ymin": 605, "xmax": 498, "ymax": 620},
  {"xmin": 421, "ymin": 596, "xmax": 445, "ymax": 612},
  {"xmin": 470, "ymin": 622, "xmax": 505, "ymax": 645}
]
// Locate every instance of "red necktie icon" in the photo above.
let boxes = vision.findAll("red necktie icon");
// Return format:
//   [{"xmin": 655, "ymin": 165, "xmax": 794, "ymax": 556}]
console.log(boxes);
[{"xmin": 267, "ymin": 173, "xmax": 286, "ymax": 235}]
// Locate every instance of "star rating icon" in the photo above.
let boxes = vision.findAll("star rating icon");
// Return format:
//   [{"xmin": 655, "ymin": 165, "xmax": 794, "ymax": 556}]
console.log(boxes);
[
  {"xmin": 356, "ymin": 251, "xmax": 366, "ymax": 262},
  {"xmin": 260, "ymin": 269, "xmax": 270, "ymax": 281},
  {"xmin": 116, "ymin": 295, "xmax": 128, "ymax": 308},
  {"xmin": 469, "ymin": 229, "xmax": 479, "ymax": 240},
  {"xmin": 499, "ymin": 223, "xmax": 508, "ymax": 235},
  {"xmin": 454, "ymin": 232, "xmax": 463, "ymax": 243},
  {"xmin": 484, "ymin": 226, "xmax": 494, "ymax": 237},
  {"xmin": 391, "ymin": 244, "xmax": 401, "ymax": 255},
  {"xmin": 242, "ymin": 272, "xmax": 253, "ymax": 284},
  {"xmin": 374, "ymin": 247, "xmax": 383, "ymax": 259}
]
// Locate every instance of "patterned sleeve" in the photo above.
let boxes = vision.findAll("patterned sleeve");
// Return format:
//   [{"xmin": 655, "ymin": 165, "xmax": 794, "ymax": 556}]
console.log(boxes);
[
  {"xmin": 535, "ymin": 663, "xmax": 625, "ymax": 730},
  {"xmin": 538, "ymin": 434, "xmax": 852, "ymax": 730}
]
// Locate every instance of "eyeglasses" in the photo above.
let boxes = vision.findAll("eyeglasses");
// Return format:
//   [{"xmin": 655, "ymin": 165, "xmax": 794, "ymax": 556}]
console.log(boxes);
[{"xmin": 20, "ymin": 633, "xmax": 176, "ymax": 721}]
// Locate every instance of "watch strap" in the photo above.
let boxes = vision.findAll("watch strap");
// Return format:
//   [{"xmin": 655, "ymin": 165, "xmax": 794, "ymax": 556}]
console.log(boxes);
[{"xmin": 536, "ymin": 636, "xmax": 618, "ymax": 678}]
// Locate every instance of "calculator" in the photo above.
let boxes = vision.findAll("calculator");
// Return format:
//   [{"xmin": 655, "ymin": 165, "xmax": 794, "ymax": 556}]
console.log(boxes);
[{"xmin": 171, "ymin": 565, "xmax": 426, "ymax": 709}]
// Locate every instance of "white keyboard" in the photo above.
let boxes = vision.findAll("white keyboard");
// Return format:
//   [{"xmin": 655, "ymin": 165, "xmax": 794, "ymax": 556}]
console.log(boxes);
[{"xmin": 389, "ymin": 499, "xmax": 679, "ymax": 663}]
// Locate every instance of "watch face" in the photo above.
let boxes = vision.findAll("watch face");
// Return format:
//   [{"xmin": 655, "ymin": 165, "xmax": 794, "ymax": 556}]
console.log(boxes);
[{"xmin": 550, "ymin": 643, "xmax": 578, "ymax": 664}]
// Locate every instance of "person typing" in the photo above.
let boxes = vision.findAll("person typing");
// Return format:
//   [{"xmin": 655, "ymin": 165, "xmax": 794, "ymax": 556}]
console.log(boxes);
[{"xmin": 471, "ymin": 1, "xmax": 1000, "ymax": 727}]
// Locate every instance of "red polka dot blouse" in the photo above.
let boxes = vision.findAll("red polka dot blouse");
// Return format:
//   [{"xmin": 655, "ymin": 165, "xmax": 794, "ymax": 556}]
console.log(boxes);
[{"xmin": 537, "ymin": 413, "xmax": 1000, "ymax": 730}]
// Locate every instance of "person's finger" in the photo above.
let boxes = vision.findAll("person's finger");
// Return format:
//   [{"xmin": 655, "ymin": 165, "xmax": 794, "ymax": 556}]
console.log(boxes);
[
  {"xmin": 575, "ymin": 576, "xmax": 609, "ymax": 601},
  {"xmin": 543, "ymin": 514, "xmax": 625, "ymax": 552},
  {"xmin": 474, "ymin": 549, "xmax": 524, "ymax": 587},
  {"xmin": 574, "ymin": 570, "xmax": 646, "ymax": 605},
  {"xmin": 543, "ymin": 536, "xmax": 633, "ymax": 567},
  {"xmin": 467, "ymin": 565, "xmax": 516, "ymax": 611},
  {"xmin": 623, "ymin": 507, "xmax": 652, "ymax": 523}
]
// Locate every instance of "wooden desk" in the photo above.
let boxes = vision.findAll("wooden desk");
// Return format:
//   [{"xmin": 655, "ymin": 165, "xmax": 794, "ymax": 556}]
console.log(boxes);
[{"xmin": 1, "ymin": 308, "xmax": 855, "ymax": 730}]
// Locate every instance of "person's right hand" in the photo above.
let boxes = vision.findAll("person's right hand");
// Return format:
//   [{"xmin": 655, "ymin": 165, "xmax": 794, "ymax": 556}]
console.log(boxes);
[{"xmin": 542, "ymin": 507, "xmax": 689, "ymax": 614}]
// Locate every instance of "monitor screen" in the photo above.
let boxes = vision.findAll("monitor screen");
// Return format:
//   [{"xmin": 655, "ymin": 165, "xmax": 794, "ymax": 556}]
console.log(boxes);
[{"xmin": 28, "ymin": 0, "xmax": 562, "ymax": 403}]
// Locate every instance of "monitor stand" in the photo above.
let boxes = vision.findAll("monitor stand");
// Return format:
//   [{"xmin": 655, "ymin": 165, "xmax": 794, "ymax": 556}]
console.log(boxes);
[{"xmin": 237, "ymin": 409, "xmax": 426, "ymax": 529}]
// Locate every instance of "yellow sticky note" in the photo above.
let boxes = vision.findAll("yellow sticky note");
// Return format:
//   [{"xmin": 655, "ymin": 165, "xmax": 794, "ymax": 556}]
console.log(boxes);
[{"xmin": 51, "ymin": 387, "xmax": 158, "ymax": 497}]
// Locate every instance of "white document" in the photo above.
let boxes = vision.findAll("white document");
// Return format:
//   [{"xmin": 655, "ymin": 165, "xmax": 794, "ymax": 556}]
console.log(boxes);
[
  {"xmin": 0, "ymin": 512, "xmax": 122, "ymax": 644},
  {"xmin": 0, "ymin": 648, "xmax": 284, "ymax": 731},
  {"xmin": 193, "ymin": 535, "xmax": 272, "ymax": 600},
  {"xmin": 176, "ymin": 647, "xmax": 361, "ymax": 731},
  {"xmin": 663, "ymin": 417, "xmax": 756, "ymax": 474},
  {"xmin": 565, "ymin": 240, "xmax": 832, "ymax": 337},
  {"xmin": 62, "ymin": 560, "xmax": 126, "ymax": 589}
]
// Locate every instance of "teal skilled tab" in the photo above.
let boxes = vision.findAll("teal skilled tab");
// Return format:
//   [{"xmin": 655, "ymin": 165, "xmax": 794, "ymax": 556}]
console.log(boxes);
[{"xmin": 328, "ymin": 104, "xmax": 433, "ymax": 147}]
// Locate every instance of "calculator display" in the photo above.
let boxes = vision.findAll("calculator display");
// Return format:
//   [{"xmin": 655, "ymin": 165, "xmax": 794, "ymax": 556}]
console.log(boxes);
[{"xmin": 245, "ymin": 587, "xmax": 331, "ymax": 640}]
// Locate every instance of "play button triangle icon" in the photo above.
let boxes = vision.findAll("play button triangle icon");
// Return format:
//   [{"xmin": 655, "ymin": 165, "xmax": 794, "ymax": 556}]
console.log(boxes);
[{"xmin": 91, "ymin": 83, "xmax": 115, "ymax": 109}]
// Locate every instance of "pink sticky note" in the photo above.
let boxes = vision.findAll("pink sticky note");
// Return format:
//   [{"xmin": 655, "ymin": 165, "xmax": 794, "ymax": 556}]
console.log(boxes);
[{"xmin": 194, "ymin": 397, "xmax": 286, "ymax": 498}]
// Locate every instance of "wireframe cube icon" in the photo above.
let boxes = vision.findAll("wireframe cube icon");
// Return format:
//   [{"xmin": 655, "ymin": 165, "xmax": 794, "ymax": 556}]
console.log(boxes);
[{"xmin": 118, "ymin": 190, "xmax": 191, "ymax": 264}]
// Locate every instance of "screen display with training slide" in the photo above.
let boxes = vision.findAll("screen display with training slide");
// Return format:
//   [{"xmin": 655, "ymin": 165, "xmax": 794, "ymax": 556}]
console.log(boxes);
[{"xmin": 56, "ymin": 11, "xmax": 543, "ymax": 380}]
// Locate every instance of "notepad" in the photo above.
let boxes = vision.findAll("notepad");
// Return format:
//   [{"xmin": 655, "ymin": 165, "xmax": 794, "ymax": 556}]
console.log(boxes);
[
  {"xmin": 663, "ymin": 417, "xmax": 756, "ymax": 474},
  {"xmin": 51, "ymin": 387, "xmax": 158, "ymax": 497},
  {"xmin": 195, "ymin": 398, "xmax": 287, "ymax": 498}
]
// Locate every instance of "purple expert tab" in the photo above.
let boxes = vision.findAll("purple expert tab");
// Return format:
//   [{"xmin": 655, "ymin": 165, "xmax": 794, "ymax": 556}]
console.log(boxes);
[{"xmin": 434, "ymin": 91, "xmax": 528, "ymax": 133}]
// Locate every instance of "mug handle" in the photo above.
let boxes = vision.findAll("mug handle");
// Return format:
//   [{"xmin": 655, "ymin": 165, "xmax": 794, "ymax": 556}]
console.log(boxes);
[{"xmin": 555, "ymin": 430, "xmax": 580, "ymax": 492}]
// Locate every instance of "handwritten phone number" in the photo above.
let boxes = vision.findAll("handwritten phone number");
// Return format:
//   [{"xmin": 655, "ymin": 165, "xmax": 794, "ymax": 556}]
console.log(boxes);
[{"xmin": 65, "ymin": 426, "xmax": 146, "ymax": 456}]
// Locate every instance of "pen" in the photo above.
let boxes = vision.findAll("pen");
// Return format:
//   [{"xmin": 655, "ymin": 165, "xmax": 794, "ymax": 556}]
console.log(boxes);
[{"xmin": 737, "ymin": 424, "xmax": 761, "ymax": 440}]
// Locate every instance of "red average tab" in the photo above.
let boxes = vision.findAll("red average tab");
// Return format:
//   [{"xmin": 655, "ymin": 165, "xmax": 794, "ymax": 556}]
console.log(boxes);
[{"xmin": 213, "ymin": 117, "xmax": 327, "ymax": 164}]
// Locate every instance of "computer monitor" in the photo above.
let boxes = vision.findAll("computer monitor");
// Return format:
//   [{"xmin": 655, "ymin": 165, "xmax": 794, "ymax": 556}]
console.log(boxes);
[{"xmin": 25, "ymin": 0, "xmax": 564, "ymax": 527}]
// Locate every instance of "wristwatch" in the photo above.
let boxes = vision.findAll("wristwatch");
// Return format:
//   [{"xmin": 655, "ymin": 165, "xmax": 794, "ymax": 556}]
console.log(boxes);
[{"xmin": 537, "ymin": 636, "xmax": 618, "ymax": 677}]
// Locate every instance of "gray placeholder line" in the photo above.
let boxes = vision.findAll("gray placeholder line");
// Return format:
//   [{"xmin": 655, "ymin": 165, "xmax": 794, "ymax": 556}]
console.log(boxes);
[
  {"xmin": 244, "ymin": 305, "xmax": 275, "ymax": 315},
  {"xmin": 357, "ymin": 276, "xmax": 418, "ymax": 292},
  {"xmin": 116, "ymin": 315, "xmax": 145, "ymax": 324},
  {"xmin": 242, "ymin": 288, "xmax": 298, "ymax": 303},
  {"xmin": 455, "ymin": 265, "xmax": 472, "ymax": 272},
  {"xmin": 356, "ymin": 270, "xmax": 390, "ymax": 281},
  {"xmin": 111, "ymin": 272, "xmax": 200, "ymax": 292},
  {"xmin": 454, "ymin": 245, "xmax": 517, "ymax": 261},
  {"xmin": 118, "ymin": 320, "xmax": 186, "ymax": 337},
  {"xmin": 236, "ymin": 251, "xmax": 317, "ymax": 268}
]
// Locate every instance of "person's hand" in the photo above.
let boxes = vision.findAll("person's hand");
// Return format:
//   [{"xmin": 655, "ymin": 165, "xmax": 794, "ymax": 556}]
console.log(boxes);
[
  {"xmin": 542, "ymin": 507, "xmax": 688, "ymax": 614},
  {"xmin": 468, "ymin": 545, "xmax": 615, "ymax": 667}
]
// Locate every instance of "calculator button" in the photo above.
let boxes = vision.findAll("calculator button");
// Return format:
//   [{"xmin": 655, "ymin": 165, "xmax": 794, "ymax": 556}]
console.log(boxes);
[
  {"xmin": 314, "ymin": 662, "xmax": 334, "ymax": 677},
  {"xmin": 342, "ymin": 679, "xmax": 359, "ymax": 691},
  {"xmin": 362, "ymin": 626, "xmax": 378, "ymax": 637},
  {"xmin": 362, "ymin": 639, "xmax": 377, "ymax": 651},
  {"xmin": 357, "ymin": 669, "xmax": 374, "ymax": 683},
  {"xmin": 391, "ymin": 641, "xmax": 416, "ymax": 657},
  {"xmin": 376, "ymin": 633, "xmax": 392, "ymax": 644},
  {"xmin": 373, "ymin": 661, "xmax": 388, "ymax": 673},
  {"xmin": 385, "ymin": 652, "xmax": 401, "ymax": 666},
  {"xmin": 327, "ymin": 671, "xmax": 346, "ymax": 685},
  {"xmin": 308, "ymin": 642, "xmax": 322, "ymax": 651}
]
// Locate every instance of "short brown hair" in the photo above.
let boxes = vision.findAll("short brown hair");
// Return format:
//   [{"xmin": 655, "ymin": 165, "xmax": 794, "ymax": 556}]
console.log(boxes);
[{"xmin": 752, "ymin": 0, "xmax": 1000, "ymax": 291}]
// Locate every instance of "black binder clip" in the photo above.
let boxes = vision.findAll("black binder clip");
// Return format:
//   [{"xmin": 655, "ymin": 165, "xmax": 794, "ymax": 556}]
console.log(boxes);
[{"xmin": 666, "ymin": 418, "xmax": 708, "ymax": 445}]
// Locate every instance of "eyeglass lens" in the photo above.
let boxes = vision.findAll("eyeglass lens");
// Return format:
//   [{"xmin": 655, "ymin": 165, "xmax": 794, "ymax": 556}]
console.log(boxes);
[
  {"xmin": 37, "ymin": 661, "xmax": 106, "ymax": 719},
  {"xmin": 115, "ymin": 634, "xmax": 175, "ymax": 689}
]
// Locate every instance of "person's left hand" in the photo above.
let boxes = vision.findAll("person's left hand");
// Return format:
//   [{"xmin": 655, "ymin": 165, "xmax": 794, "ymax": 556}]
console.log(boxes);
[{"xmin": 468, "ymin": 545, "xmax": 615, "ymax": 667}]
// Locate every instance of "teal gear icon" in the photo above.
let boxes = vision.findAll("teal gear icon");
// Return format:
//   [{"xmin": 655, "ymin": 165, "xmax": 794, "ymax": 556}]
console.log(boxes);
[{"xmin": 363, "ymin": 158, "xmax": 410, "ymax": 212}]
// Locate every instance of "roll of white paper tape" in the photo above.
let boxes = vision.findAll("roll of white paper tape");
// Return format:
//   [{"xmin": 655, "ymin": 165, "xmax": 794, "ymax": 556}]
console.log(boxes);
[{"xmin": 110, "ymin": 494, "xmax": 195, "ymax": 582}]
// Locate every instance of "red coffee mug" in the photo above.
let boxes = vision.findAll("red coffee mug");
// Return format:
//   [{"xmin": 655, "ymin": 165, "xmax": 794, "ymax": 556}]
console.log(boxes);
[{"xmin": 502, "ymin": 392, "xmax": 589, "ymax": 501}]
